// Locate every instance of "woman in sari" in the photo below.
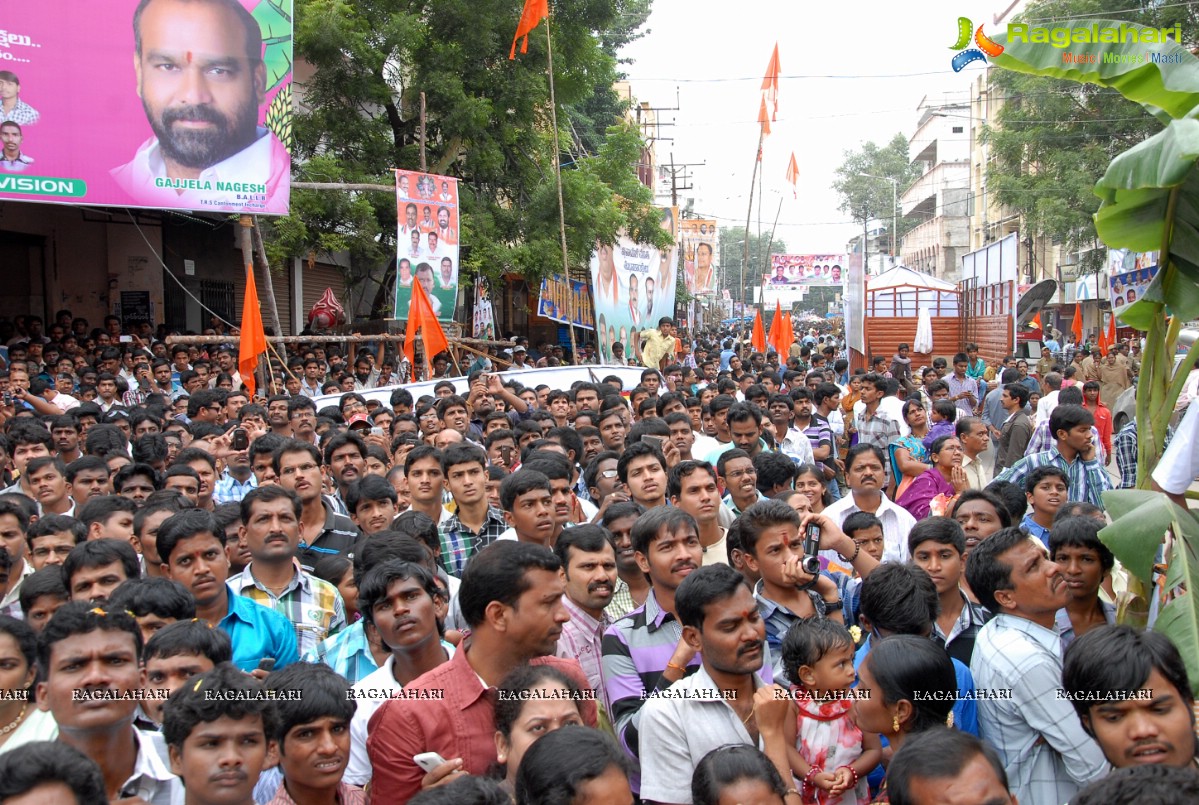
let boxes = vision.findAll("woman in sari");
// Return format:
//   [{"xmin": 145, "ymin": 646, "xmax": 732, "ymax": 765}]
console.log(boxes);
[
  {"xmin": 896, "ymin": 436, "xmax": 969, "ymax": 521},
  {"xmin": 887, "ymin": 400, "xmax": 931, "ymax": 499}
]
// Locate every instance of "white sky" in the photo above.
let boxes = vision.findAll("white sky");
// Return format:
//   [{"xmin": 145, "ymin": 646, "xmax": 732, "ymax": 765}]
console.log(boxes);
[{"xmin": 619, "ymin": 0, "xmax": 1005, "ymax": 254}]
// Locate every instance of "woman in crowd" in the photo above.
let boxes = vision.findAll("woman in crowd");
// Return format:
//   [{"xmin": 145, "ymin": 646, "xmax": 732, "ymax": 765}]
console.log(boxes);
[
  {"xmin": 493, "ymin": 664, "xmax": 588, "ymax": 794},
  {"xmin": 887, "ymin": 401, "xmax": 931, "ymax": 499},
  {"xmin": 514, "ymin": 725, "xmax": 633, "ymax": 804},
  {"xmin": 794, "ymin": 464, "xmax": 831, "ymax": 515},
  {"xmin": 775, "ymin": 489, "xmax": 812, "ymax": 516},
  {"xmin": 692, "ymin": 745, "xmax": 791, "ymax": 805},
  {"xmin": 0, "ymin": 616, "xmax": 57, "ymax": 755},
  {"xmin": 896, "ymin": 436, "xmax": 968, "ymax": 521},
  {"xmin": 852, "ymin": 636, "xmax": 958, "ymax": 804}
]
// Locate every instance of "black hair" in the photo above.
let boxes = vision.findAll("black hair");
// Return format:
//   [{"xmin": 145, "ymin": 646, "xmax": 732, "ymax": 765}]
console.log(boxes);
[
  {"xmin": 264, "ymin": 661, "xmax": 356, "ymax": 750},
  {"xmin": 691, "ymin": 744, "xmax": 788, "ymax": 805},
  {"xmin": 738, "ymin": 499, "xmax": 800, "ymax": 556},
  {"xmin": 984, "ymin": 480, "xmax": 1028, "ymax": 523},
  {"xmin": 162, "ymin": 661, "xmax": 279, "ymax": 753},
  {"xmin": 458, "ymin": 541, "xmax": 562, "ymax": 629},
  {"xmin": 37, "ymin": 601, "xmax": 143, "ymax": 671},
  {"xmin": 440, "ymin": 442, "xmax": 488, "ymax": 475},
  {"xmin": 600, "ymin": 500, "xmax": 645, "ymax": 530},
  {"xmin": 793, "ymin": 463, "xmax": 831, "ymax": 506},
  {"xmin": 1062, "ymin": 625, "xmax": 1195, "ymax": 729},
  {"xmin": 950, "ymin": 489, "xmax": 1012, "ymax": 529},
  {"xmin": 61, "ymin": 539, "xmax": 141, "ymax": 594},
  {"xmin": 906, "ymin": 516, "xmax": 966, "ymax": 557},
  {"xmin": 780, "ymin": 617, "xmax": 855, "ymax": 688},
  {"xmin": 322, "ymin": 430, "xmax": 367, "ymax": 465},
  {"xmin": 675, "ymin": 563, "xmax": 750, "ymax": 630},
  {"xmin": 1003, "ymin": 382, "xmax": 1030, "ymax": 407},
  {"xmin": 352, "ymin": 532, "xmax": 429, "ymax": 586},
  {"xmin": 174, "ymin": 445, "xmax": 216, "ymax": 471},
  {"xmin": 345, "ymin": 474, "xmax": 398, "ymax": 516},
  {"xmin": 108, "ymin": 577, "xmax": 196, "ymax": 621},
  {"xmin": 357, "ymin": 559, "xmax": 443, "ymax": 639},
  {"xmin": 271, "ymin": 438, "xmax": 321, "ymax": 477},
  {"xmin": 583, "ymin": 450, "xmax": 621, "ymax": 493},
  {"xmin": 19, "ymin": 566, "xmax": 68, "ymax": 617},
  {"xmin": 715, "ymin": 447, "xmax": 752, "ymax": 478},
  {"xmin": 27, "ymin": 513, "xmax": 87, "ymax": 550},
  {"xmin": 1054, "ymin": 501, "xmax": 1105, "ymax": 524},
  {"xmin": 499, "ymin": 469, "xmax": 551, "ymax": 512},
  {"xmin": 666, "ymin": 460, "xmax": 717, "ymax": 500},
  {"xmin": 863, "ymin": 635, "xmax": 956, "ymax": 734},
  {"xmin": 522, "ymin": 453, "xmax": 573, "ymax": 483},
  {"xmin": 887, "ymin": 728, "xmax": 1009, "ymax": 805},
  {"xmin": 239, "ymin": 484, "xmax": 302, "ymax": 527},
  {"xmin": 553, "ymin": 523, "xmax": 615, "ymax": 570},
  {"xmin": 0, "ymin": 741, "xmax": 107, "ymax": 805},
  {"xmin": 1049, "ymin": 516, "xmax": 1114, "ymax": 571},
  {"xmin": 1025, "ymin": 465, "xmax": 1069, "ymax": 496},
  {"xmin": 494, "ymin": 663, "xmax": 584, "ymax": 742},
  {"xmin": 513, "ymin": 725, "xmax": 631, "ymax": 805},
  {"xmin": 156, "ymin": 509, "xmax": 224, "ymax": 564},
  {"xmin": 630, "ymin": 506, "xmax": 697, "ymax": 558},
  {"xmin": 753, "ymin": 451, "xmax": 796, "ymax": 494},
  {"xmin": 391, "ymin": 510, "xmax": 440, "ymax": 554},
  {"xmin": 963, "ymin": 526, "xmax": 1030, "ymax": 612},
  {"xmin": 407, "ymin": 775, "xmax": 511, "ymax": 805},
  {"xmin": 78, "ymin": 494, "xmax": 137, "ymax": 528},
  {"xmin": 1049, "ymin": 404, "xmax": 1094, "ymax": 441},
  {"xmin": 616, "ymin": 440, "xmax": 666, "ymax": 485},
  {"xmin": 1058, "ymin": 386, "xmax": 1084, "ymax": 406},
  {"xmin": 65, "ymin": 455, "xmax": 109, "ymax": 483},
  {"xmin": 842, "ymin": 511, "xmax": 882, "ymax": 540},
  {"xmin": 1071, "ymin": 763, "xmax": 1199, "ymax": 805},
  {"xmin": 113, "ymin": 461, "xmax": 160, "ymax": 493},
  {"xmin": 845, "ymin": 443, "xmax": 885, "ymax": 474},
  {"xmin": 859, "ymin": 562, "xmax": 938, "ymax": 635},
  {"xmin": 143, "ymin": 618, "xmax": 233, "ymax": 665},
  {"xmin": 0, "ymin": 614, "xmax": 36, "ymax": 687}
]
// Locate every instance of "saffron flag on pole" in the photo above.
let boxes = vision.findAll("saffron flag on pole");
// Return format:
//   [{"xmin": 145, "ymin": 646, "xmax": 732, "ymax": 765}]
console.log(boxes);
[
  {"xmin": 405, "ymin": 278, "xmax": 451, "ymax": 377},
  {"xmin": 786, "ymin": 153, "xmax": 799, "ymax": 198},
  {"xmin": 1097, "ymin": 315, "xmax": 1109, "ymax": 354},
  {"xmin": 768, "ymin": 300, "xmax": 786, "ymax": 355},
  {"xmin": 784, "ymin": 312, "xmax": 794, "ymax": 349},
  {"xmin": 758, "ymin": 97, "xmax": 772, "ymax": 138},
  {"xmin": 1106, "ymin": 311, "xmax": 1118, "ymax": 352},
  {"xmin": 510, "ymin": 0, "xmax": 549, "ymax": 58},
  {"xmin": 751, "ymin": 309, "xmax": 767, "ymax": 353},
  {"xmin": 1072, "ymin": 308, "xmax": 1084, "ymax": 345},
  {"xmin": 762, "ymin": 42, "xmax": 780, "ymax": 121},
  {"xmin": 238, "ymin": 261, "xmax": 267, "ymax": 398}
]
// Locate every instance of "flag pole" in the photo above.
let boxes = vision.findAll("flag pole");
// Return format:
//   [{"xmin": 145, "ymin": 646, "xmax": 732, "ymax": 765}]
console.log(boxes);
[
  {"xmin": 545, "ymin": 14, "xmax": 579, "ymax": 363},
  {"xmin": 741, "ymin": 128, "xmax": 763, "ymax": 330}
]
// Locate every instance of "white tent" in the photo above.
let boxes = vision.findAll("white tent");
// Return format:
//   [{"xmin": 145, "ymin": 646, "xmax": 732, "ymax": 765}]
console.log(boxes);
[{"xmin": 866, "ymin": 265, "xmax": 959, "ymax": 317}]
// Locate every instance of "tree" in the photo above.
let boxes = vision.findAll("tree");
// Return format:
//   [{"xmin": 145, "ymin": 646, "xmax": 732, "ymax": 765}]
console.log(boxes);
[
  {"xmin": 983, "ymin": 0, "xmax": 1196, "ymax": 273},
  {"xmin": 717, "ymin": 226, "xmax": 786, "ymax": 307},
  {"xmin": 831, "ymin": 134, "xmax": 920, "ymax": 256},
  {"xmin": 266, "ymin": 0, "xmax": 669, "ymax": 319}
]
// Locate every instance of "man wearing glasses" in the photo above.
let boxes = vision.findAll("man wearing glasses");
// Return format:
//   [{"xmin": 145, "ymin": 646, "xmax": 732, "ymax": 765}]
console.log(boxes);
[
  {"xmin": 274, "ymin": 440, "xmax": 360, "ymax": 570},
  {"xmin": 286, "ymin": 396, "xmax": 319, "ymax": 445}
]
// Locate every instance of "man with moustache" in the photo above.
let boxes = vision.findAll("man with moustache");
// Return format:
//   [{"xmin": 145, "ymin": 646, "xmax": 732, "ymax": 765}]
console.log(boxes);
[
  {"xmin": 638, "ymin": 563, "xmax": 796, "ymax": 804},
  {"xmin": 601, "ymin": 508, "xmax": 702, "ymax": 772},
  {"xmin": 112, "ymin": 0, "xmax": 290, "ymax": 213},
  {"xmin": 967, "ymin": 527, "xmax": 1108, "ymax": 804},
  {"xmin": 555, "ymin": 525, "xmax": 618, "ymax": 697}
]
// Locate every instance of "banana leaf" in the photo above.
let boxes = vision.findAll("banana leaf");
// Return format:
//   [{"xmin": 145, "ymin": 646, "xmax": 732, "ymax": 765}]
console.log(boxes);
[
  {"xmin": 253, "ymin": 0, "xmax": 294, "ymax": 93},
  {"xmin": 1102, "ymin": 489, "xmax": 1199, "ymax": 696},
  {"xmin": 990, "ymin": 18, "xmax": 1199, "ymax": 123}
]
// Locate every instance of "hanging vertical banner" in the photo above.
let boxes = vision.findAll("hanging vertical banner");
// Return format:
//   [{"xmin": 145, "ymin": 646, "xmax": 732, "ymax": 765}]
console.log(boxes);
[
  {"xmin": 590, "ymin": 207, "xmax": 677, "ymax": 364},
  {"xmin": 0, "ymin": 0, "xmax": 294, "ymax": 214},
  {"xmin": 395, "ymin": 169, "xmax": 460, "ymax": 322},
  {"xmin": 473, "ymin": 277, "xmax": 498, "ymax": 341},
  {"xmin": 680, "ymin": 219, "xmax": 718, "ymax": 297},
  {"xmin": 537, "ymin": 274, "xmax": 595, "ymax": 330}
]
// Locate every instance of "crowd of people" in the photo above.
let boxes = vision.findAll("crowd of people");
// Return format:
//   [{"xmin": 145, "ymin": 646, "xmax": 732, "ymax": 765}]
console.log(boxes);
[{"xmin": 0, "ymin": 309, "xmax": 1194, "ymax": 805}]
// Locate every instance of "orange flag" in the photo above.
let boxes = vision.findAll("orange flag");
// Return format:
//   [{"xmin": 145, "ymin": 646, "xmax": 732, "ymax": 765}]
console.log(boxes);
[
  {"xmin": 762, "ymin": 43, "xmax": 780, "ymax": 121},
  {"xmin": 1031, "ymin": 312, "xmax": 1041, "ymax": 330},
  {"xmin": 786, "ymin": 153, "xmax": 799, "ymax": 198},
  {"xmin": 405, "ymin": 279, "xmax": 450, "ymax": 377},
  {"xmin": 510, "ymin": 0, "xmax": 549, "ymax": 58},
  {"xmin": 758, "ymin": 97, "xmax": 772, "ymax": 137},
  {"xmin": 784, "ymin": 312, "xmax": 794, "ymax": 349},
  {"xmin": 768, "ymin": 300, "xmax": 785, "ymax": 354},
  {"xmin": 751, "ymin": 310, "xmax": 767, "ymax": 353},
  {"xmin": 1097, "ymin": 315, "xmax": 1109, "ymax": 354},
  {"xmin": 238, "ymin": 261, "xmax": 267, "ymax": 398},
  {"xmin": 1071, "ymin": 309, "xmax": 1083, "ymax": 344},
  {"xmin": 1107, "ymin": 311, "xmax": 1118, "ymax": 350}
]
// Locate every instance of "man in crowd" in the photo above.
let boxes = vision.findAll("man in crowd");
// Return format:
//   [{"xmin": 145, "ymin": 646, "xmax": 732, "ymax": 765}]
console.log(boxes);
[
  {"xmin": 996, "ymin": 405, "xmax": 1112, "ymax": 508},
  {"xmin": 824, "ymin": 444, "xmax": 916, "ymax": 564}
]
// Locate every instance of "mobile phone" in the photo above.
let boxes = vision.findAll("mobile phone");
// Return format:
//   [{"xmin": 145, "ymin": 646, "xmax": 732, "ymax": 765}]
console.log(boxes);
[
  {"xmin": 643, "ymin": 434, "xmax": 665, "ymax": 448},
  {"xmin": 231, "ymin": 428, "xmax": 249, "ymax": 451},
  {"xmin": 256, "ymin": 657, "xmax": 276, "ymax": 672},
  {"xmin": 370, "ymin": 427, "xmax": 384, "ymax": 436},
  {"xmin": 119, "ymin": 335, "xmax": 133, "ymax": 343},
  {"xmin": 413, "ymin": 752, "xmax": 450, "ymax": 773}
]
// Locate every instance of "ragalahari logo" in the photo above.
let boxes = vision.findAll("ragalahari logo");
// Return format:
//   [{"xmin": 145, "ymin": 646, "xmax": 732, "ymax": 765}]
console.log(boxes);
[{"xmin": 950, "ymin": 17, "xmax": 1004, "ymax": 71}]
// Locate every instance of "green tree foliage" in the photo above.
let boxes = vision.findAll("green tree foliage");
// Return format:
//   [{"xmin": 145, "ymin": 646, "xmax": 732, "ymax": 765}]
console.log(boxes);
[
  {"xmin": 831, "ymin": 133, "xmax": 920, "ymax": 256},
  {"xmin": 983, "ymin": 0, "xmax": 1196, "ymax": 272},
  {"xmin": 267, "ymin": 0, "xmax": 667, "ymax": 317},
  {"xmin": 717, "ymin": 226, "xmax": 786, "ymax": 306}
]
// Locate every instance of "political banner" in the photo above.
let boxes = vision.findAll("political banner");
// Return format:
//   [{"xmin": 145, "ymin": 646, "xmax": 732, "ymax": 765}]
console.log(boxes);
[
  {"xmin": 473, "ymin": 278, "xmax": 498, "ymax": 341},
  {"xmin": 0, "ymin": 0, "xmax": 293, "ymax": 214},
  {"xmin": 766, "ymin": 254, "xmax": 847, "ymax": 286},
  {"xmin": 590, "ymin": 207, "xmax": 678, "ymax": 364},
  {"xmin": 395, "ymin": 169, "xmax": 460, "ymax": 322},
  {"xmin": 1106, "ymin": 249, "xmax": 1159, "ymax": 308},
  {"xmin": 680, "ymin": 219, "xmax": 718, "ymax": 296},
  {"xmin": 538, "ymin": 274, "xmax": 595, "ymax": 330}
]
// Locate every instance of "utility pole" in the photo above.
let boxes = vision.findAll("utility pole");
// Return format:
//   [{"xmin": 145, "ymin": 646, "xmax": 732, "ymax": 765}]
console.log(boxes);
[{"xmin": 661, "ymin": 153, "xmax": 702, "ymax": 208}]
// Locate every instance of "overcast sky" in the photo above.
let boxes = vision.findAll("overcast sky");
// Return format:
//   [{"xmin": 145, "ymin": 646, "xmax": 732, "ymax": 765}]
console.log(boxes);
[{"xmin": 619, "ymin": 0, "xmax": 1006, "ymax": 255}]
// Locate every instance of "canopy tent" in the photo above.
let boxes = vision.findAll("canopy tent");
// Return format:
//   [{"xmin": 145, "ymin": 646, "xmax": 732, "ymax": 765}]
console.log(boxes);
[{"xmin": 866, "ymin": 265, "xmax": 960, "ymax": 317}]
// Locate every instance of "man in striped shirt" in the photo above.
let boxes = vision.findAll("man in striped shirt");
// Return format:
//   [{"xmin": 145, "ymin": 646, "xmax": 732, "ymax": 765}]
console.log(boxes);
[{"xmin": 996, "ymin": 405, "xmax": 1113, "ymax": 510}]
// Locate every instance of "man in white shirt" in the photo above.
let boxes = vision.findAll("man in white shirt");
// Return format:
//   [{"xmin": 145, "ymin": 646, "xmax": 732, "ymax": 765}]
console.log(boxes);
[
  {"xmin": 956, "ymin": 416, "xmax": 993, "ymax": 490},
  {"xmin": 1152, "ymin": 401, "xmax": 1199, "ymax": 510},
  {"xmin": 1036, "ymin": 372, "xmax": 1063, "ymax": 423},
  {"xmin": 967, "ymin": 528, "xmax": 1107, "ymax": 805},
  {"xmin": 823, "ymin": 444, "xmax": 916, "ymax": 565}
]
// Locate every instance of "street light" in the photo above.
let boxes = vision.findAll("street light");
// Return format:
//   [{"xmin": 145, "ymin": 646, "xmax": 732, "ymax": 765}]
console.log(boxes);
[{"xmin": 859, "ymin": 173, "xmax": 899, "ymax": 269}]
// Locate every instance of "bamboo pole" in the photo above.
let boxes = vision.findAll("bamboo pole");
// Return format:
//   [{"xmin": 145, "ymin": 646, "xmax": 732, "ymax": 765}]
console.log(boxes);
[
  {"xmin": 545, "ymin": 15, "xmax": 578, "ymax": 363},
  {"xmin": 741, "ymin": 129, "xmax": 764, "ymax": 323},
  {"xmin": 164, "ymin": 333, "xmax": 514, "ymax": 348},
  {"xmin": 250, "ymin": 218, "xmax": 286, "ymax": 340}
]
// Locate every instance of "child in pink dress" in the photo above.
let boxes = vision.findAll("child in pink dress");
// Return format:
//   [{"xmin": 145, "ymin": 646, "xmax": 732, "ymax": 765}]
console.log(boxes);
[{"xmin": 782, "ymin": 618, "xmax": 882, "ymax": 804}]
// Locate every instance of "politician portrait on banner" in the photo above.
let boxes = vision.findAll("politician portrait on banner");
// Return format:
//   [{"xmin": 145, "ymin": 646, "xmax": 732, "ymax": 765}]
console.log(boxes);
[
  {"xmin": 680, "ymin": 219, "xmax": 717, "ymax": 297},
  {"xmin": 395, "ymin": 169, "xmax": 460, "ymax": 322},
  {"xmin": 0, "ymin": 0, "xmax": 294, "ymax": 213}
]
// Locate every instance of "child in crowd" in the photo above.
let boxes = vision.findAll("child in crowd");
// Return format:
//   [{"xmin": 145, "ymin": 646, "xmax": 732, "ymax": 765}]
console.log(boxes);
[
  {"xmin": 142, "ymin": 618, "xmax": 233, "ymax": 726},
  {"xmin": 922, "ymin": 400, "xmax": 958, "ymax": 451},
  {"xmin": 782, "ymin": 618, "xmax": 881, "ymax": 804}
]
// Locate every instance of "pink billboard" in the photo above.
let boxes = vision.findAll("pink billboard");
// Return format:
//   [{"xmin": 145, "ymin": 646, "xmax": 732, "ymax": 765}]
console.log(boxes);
[{"xmin": 0, "ymin": 0, "xmax": 293, "ymax": 214}]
